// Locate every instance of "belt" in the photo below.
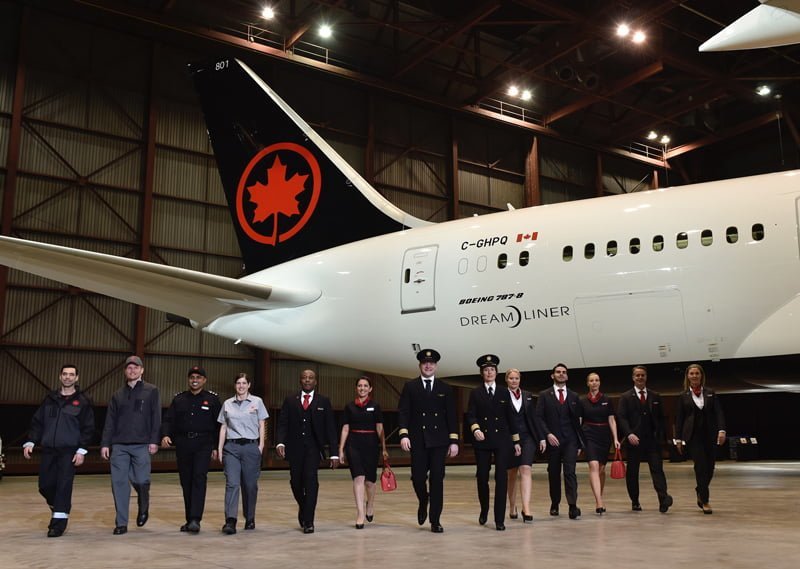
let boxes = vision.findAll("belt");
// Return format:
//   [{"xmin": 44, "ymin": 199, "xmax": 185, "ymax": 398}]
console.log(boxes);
[
  {"xmin": 183, "ymin": 431, "xmax": 211, "ymax": 439},
  {"xmin": 583, "ymin": 421, "xmax": 609, "ymax": 427},
  {"xmin": 228, "ymin": 438, "xmax": 259, "ymax": 445},
  {"xmin": 351, "ymin": 429, "xmax": 376, "ymax": 434}
]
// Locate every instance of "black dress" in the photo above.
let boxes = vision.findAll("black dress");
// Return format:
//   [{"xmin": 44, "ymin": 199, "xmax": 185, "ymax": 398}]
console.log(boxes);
[
  {"xmin": 342, "ymin": 399, "xmax": 384, "ymax": 482},
  {"xmin": 579, "ymin": 394, "xmax": 614, "ymax": 464}
]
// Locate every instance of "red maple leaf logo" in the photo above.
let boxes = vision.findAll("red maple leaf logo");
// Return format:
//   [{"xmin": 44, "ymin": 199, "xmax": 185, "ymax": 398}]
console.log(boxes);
[{"xmin": 247, "ymin": 156, "xmax": 308, "ymax": 224}]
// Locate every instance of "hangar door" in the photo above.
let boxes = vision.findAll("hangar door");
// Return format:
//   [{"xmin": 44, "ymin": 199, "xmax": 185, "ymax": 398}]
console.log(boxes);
[
  {"xmin": 401, "ymin": 245, "xmax": 438, "ymax": 314},
  {"xmin": 574, "ymin": 288, "xmax": 688, "ymax": 366}
]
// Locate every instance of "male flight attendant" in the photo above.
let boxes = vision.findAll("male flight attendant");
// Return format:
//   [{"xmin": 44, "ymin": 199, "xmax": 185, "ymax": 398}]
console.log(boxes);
[{"xmin": 397, "ymin": 349, "xmax": 459, "ymax": 533}]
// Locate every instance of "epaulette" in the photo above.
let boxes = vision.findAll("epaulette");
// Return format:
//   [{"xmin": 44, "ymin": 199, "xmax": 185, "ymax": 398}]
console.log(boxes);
[{"xmin": 208, "ymin": 390, "xmax": 218, "ymax": 396}]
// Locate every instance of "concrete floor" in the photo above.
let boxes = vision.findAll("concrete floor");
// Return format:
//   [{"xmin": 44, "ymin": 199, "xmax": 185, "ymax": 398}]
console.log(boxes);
[{"xmin": 1, "ymin": 461, "xmax": 798, "ymax": 569}]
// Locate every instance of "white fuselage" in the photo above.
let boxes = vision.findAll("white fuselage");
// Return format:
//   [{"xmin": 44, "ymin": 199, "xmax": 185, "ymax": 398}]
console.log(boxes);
[{"xmin": 204, "ymin": 170, "xmax": 800, "ymax": 377}]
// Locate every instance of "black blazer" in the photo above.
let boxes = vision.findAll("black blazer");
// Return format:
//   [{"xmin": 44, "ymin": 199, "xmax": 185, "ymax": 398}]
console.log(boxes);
[
  {"xmin": 514, "ymin": 389, "xmax": 540, "ymax": 441},
  {"xmin": 466, "ymin": 385, "xmax": 520, "ymax": 449},
  {"xmin": 616, "ymin": 388, "xmax": 666, "ymax": 443},
  {"xmin": 398, "ymin": 377, "xmax": 459, "ymax": 449},
  {"xmin": 275, "ymin": 392, "xmax": 338, "ymax": 458},
  {"xmin": 534, "ymin": 387, "xmax": 584, "ymax": 447},
  {"xmin": 675, "ymin": 388, "xmax": 725, "ymax": 443}
]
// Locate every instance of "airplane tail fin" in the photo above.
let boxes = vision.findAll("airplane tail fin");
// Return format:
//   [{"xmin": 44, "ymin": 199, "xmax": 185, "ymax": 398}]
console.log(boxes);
[{"xmin": 189, "ymin": 58, "xmax": 428, "ymax": 274}]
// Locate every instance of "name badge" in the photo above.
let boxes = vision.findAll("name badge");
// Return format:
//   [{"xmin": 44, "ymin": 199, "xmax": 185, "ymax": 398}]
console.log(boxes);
[
  {"xmin": 366, "ymin": 407, "xmax": 375, "ymax": 411},
  {"xmin": 201, "ymin": 405, "xmax": 210, "ymax": 410}
]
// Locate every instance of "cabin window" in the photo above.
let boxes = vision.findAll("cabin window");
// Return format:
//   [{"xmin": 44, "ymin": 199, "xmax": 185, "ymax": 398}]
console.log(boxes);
[
  {"xmin": 584, "ymin": 243, "xmax": 595, "ymax": 259},
  {"xmin": 477, "ymin": 255, "xmax": 487, "ymax": 272},
  {"xmin": 458, "ymin": 258, "xmax": 468, "ymax": 275},
  {"xmin": 726, "ymin": 226, "xmax": 738, "ymax": 244},
  {"xmin": 629, "ymin": 238, "xmax": 641, "ymax": 254},
  {"xmin": 701, "ymin": 229, "xmax": 713, "ymax": 246},
  {"xmin": 563, "ymin": 246, "xmax": 573, "ymax": 262},
  {"xmin": 519, "ymin": 251, "xmax": 530, "ymax": 266},
  {"xmin": 606, "ymin": 240, "xmax": 618, "ymax": 257},
  {"xmin": 676, "ymin": 232, "xmax": 688, "ymax": 249},
  {"xmin": 752, "ymin": 223, "xmax": 765, "ymax": 241},
  {"xmin": 498, "ymin": 253, "xmax": 508, "ymax": 269},
  {"xmin": 652, "ymin": 235, "xmax": 664, "ymax": 252}
]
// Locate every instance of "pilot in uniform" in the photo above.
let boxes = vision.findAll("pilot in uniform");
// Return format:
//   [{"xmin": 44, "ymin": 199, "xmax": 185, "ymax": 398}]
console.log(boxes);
[
  {"xmin": 161, "ymin": 366, "xmax": 222, "ymax": 533},
  {"xmin": 466, "ymin": 354, "xmax": 521, "ymax": 530},
  {"xmin": 397, "ymin": 349, "xmax": 459, "ymax": 533}
]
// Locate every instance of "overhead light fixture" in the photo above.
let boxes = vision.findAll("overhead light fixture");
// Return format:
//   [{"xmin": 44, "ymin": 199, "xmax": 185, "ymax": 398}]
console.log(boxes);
[
  {"xmin": 616, "ymin": 23, "xmax": 630, "ymax": 37},
  {"xmin": 521, "ymin": 89, "xmax": 532, "ymax": 101},
  {"xmin": 319, "ymin": 24, "xmax": 333, "ymax": 38},
  {"xmin": 261, "ymin": 6, "xmax": 275, "ymax": 20},
  {"xmin": 632, "ymin": 30, "xmax": 646, "ymax": 44},
  {"xmin": 507, "ymin": 85, "xmax": 519, "ymax": 97},
  {"xmin": 756, "ymin": 85, "xmax": 771, "ymax": 96},
  {"xmin": 659, "ymin": 135, "xmax": 670, "ymax": 144},
  {"xmin": 647, "ymin": 131, "xmax": 658, "ymax": 140}
]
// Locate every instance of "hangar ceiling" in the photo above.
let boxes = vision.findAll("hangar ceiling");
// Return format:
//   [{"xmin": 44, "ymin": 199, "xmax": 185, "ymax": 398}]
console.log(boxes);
[{"xmin": 64, "ymin": 0, "xmax": 800, "ymax": 178}]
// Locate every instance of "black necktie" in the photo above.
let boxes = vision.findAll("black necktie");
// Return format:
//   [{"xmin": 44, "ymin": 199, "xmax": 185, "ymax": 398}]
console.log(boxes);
[
  {"xmin": 424, "ymin": 379, "xmax": 432, "ymax": 393},
  {"xmin": 488, "ymin": 386, "xmax": 494, "ymax": 398}
]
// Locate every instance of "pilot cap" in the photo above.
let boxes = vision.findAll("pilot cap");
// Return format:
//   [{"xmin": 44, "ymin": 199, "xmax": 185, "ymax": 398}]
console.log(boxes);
[
  {"xmin": 416, "ymin": 349, "xmax": 441, "ymax": 363},
  {"xmin": 124, "ymin": 355, "xmax": 143, "ymax": 367},
  {"xmin": 476, "ymin": 354, "xmax": 500, "ymax": 369},
  {"xmin": 188, "ymin": 365, "xmax": 207, "ymax": 377}
]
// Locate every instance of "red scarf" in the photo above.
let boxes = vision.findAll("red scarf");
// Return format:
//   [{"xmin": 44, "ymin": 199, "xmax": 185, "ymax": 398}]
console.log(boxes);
[
  {"xmin": 588, "ymin": 391, "xmax": 603, "ymax": 404},
  {"xmin": 354, "ymin": 396, "xmax": 371, "ymax": 407},
  {"xmin": 691, "ymin": 385, "xmax": 702, "ymax": 397},
  {"xmin": 512, "ymin": 389, "xmax": 521, "ymax": 400}
]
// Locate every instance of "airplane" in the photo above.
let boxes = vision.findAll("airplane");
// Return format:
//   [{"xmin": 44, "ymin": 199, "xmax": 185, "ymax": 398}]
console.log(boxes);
[
  {"xmin": 1, "ymin": 58, "xmax": 799, "ymax": 395},
  {"xmin": 699, "ymin": 0, "xmax": 800, "ymax": 51}
]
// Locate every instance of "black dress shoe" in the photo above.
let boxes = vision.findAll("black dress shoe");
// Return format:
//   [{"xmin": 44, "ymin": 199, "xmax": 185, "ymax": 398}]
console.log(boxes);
[
  {"xmin": 136, "ymin": 511, "xmax": 149, "ymax": 527},
  {"xmin": 298, "ymin": 511, "xmax": 304, "ymax": 528},
  {"xmin": 568, "ymin": 505, "xmax": 581, "ymax": 519},
  {"xmin": 659, "ymin": 495, "xmax": 673, "ymax": 513},
  {"xmin": 222, "ymin": 518, "xmax": 237, "ymax": 535},
  {"xmin": 303, "ymin": 524, "xmax": 315, "ymax": 534},
  {"xmin": 549, "ymin": 504, "xmax": 559, "ymax": 516},
  {"xmin": 509, "ymin": 508, "xmax": 519, "ymax": 520},
  {"xmin": 365, "ymin": 514, "xmax": 374, "ymax": 523},
  {"xmin": 430, "ymin": 523, "xmax": 444, "ymax": 533},
  {"xmin": 701, "ymin": 503, "xmax": 713, "ymax": 515},
  {"xmin": 478, "ymin": 511, "xmax": 488, "ymax": 525},
  {"xmin": 244, "ymin": 519, "xmax": 255, "ymax": 530},
  {"xmin": 631, "ymin": 502, "xmax": 642, "ymax": 511},
  {"xmin": 417, "ymin": 503, "xmax": 428, "ymax": 526},
  {"xmin": 47, "ymin": 527, "xmax": 65, "ymax": 538},
  {"xmin": 355, "ymin": 523, "xmax": 364, "ymax": 529},
  {"xmin": 186, "ymin": 520, "xmax": 201, "ymax": 533},
  {"xmin": 596, "ymin": 507, "xmax": 606, "ymax": 515},
  {"xmin": 495, "ymin": 523, "xmax": 505, "ymax": 531},
  {"xmin": 180, "ymin": 523, "xmax": 189, "ymax": 532},
  {"xmin": 522, "ymin": 513, "xmax": 533, "ymax": 523},
  {"xmin": 113, "ymin": 526, "xmax": 127, "ymax": 535}
]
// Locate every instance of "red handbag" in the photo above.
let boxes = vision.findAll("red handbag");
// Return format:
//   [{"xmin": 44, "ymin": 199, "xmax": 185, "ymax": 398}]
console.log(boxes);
[
  {"xmin": 380, "ymin": 459, "xmax": 397, "ymax": 492},
  {"xmin": 610, "ymin": 448, "xmax": 626, "ymax": 479}
]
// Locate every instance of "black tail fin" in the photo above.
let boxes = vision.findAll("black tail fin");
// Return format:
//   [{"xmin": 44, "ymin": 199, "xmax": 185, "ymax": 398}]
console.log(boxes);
[{"xmin": 189, "ymin": 58, "xmax": 427, "ymax": 274}]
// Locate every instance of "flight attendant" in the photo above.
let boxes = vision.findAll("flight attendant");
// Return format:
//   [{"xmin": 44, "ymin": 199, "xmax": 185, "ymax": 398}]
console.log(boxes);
[
  {"xmin": 675, "ymin": 363, "xmax": 726, "ymax": 514},
  {"xmin": 579, "ymin": 372, "xmax": 620, "ymax": 514},
  {"xmin": 505, "ymin": 368, "xmax": 538, "ymax": 524}
]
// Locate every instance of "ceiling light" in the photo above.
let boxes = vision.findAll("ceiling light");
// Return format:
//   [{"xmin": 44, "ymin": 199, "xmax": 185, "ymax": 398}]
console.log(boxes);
[
  {"xmin": 632, "ymin": 30, "xmax": 646, "ymax": 44},
  {"xmin": 261, "ymin": 6, "xmax": 275, "ymax": 20},
  {"xmin": 646, "ymin": 131, "xmax": 658, "ymax": 140},
  {"xmin": 507, "ymin": 85, "xmax": 519, "ymax": 97},
  {"xmin": 616, "ymin": 23, "xmax": 630, "ymax": 37},
  {"xmin": 319, "ymin": 24, "xmax": 333, "ymax": 38},
  {"xmin": 659, "ymin": 135, "xmax": 670, "ymax": 144},
  {"xmin": 521, "ymin": 89, "xmax": 532, "ymax": 101},
  {"xmin": 756, "ymin": 85, "xmax": 771, "ymax": 96}
]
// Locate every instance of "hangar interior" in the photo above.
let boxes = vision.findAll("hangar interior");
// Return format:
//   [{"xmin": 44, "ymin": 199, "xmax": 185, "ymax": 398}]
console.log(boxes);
[{"xmin": 1, "ymin": 0, "xmax": 799, "ymax": 473}]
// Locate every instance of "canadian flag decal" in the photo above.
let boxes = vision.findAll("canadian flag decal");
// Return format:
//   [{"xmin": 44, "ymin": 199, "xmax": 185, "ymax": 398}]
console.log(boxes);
[{"xmin": 516, "ymin": 232, "xmax": 538, "ymax": 242}]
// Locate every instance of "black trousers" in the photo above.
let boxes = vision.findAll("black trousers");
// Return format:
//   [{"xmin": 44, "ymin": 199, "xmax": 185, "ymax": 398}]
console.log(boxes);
[
  {"xmin": 625, "ymin": 440, "xmax": 669, "ymax": 504},
  {"xmin": 410, "ymin": 445, "xmax": 448, "ymax": 524},
  {"xmin": 546, "ymin": 437, "xmax": 578, "ymax": 506},
  {"xmin": 175, "ymin": 435, "xmax": 214, "ymax": 522},
  {"xmin": 474, "ymin": 444, "xmax": 511, "ymax": 524},
  {"xmin": 687, "ymin": 436, "xmax": 716, "ymax": 503},
  {"xmin": 288, "ymin": 443, "xmax": 322, "ymax": 525},
  {"xmin": 38, "ymin": 447, "xmax": 77, "ymax": 514}
]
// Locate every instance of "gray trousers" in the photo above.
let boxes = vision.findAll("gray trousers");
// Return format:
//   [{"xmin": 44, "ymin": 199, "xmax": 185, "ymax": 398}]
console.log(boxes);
[
  {"xmin": 110, "ymin": 444, "xmax": 151, "ymax": 527},
  {"xmin": 222, "ymin": 441, "xmax": 262, "ymax": 521}
]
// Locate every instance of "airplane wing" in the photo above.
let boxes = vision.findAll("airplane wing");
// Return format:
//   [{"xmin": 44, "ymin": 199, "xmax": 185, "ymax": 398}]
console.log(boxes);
[
  {"xmin": 699, "ymin": 0, "xmax": 800, "ymax": 51},
  {"xmin": 0, "ymin": 236, "xmax": 320, "ymax": 326}
]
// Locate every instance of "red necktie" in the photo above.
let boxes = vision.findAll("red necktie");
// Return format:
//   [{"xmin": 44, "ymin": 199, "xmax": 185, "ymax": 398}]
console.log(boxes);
[
  {"xmin": 513, "ymin": 389, "xmax": 521, "ymax": 400},
  {"xmin": 639, "ymin": 390, "xmax": 646, "ymax": 404},
  {"xmin": 558, "ymin": 388, "xmax": 565, "ymax": 404},
  {"xmin": 302, "ymin": 393, "xmax": 310, "ymax": 410}
]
